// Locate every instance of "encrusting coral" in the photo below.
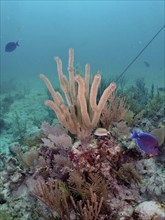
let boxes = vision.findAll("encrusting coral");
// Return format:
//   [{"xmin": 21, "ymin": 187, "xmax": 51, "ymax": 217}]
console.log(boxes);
[
  {"xmin": 40, "ymin": 48, "xmax": 116, "ymax": 141},
  {"xmin": 41, "ymin": 121, "xmax": 72, "ymax": 149}
]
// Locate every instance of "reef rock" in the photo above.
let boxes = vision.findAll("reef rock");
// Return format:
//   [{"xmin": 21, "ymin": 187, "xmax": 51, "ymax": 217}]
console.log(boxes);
[{"xmin": 133, "ymin": 201, "xmax": 165, "ymax": 220}]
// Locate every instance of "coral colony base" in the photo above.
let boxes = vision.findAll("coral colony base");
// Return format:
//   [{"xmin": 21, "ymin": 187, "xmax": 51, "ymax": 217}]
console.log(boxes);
[{"xmin": 0, "ymin": 49, "xmax": 165, "ymax": 220}]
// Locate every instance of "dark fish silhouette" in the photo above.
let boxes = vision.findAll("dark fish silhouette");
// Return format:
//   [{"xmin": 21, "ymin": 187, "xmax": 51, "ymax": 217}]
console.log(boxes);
[
  {"xmin": 157, "ymin": 87, "xmax": 165, "ymax": 92},
  {"xmin": 144, "ymin": 61, "xmax": 150, "ymax": 67},
  {"xmin": 5, "ymin": 41, "xmax": 19, "ymax": 52}
]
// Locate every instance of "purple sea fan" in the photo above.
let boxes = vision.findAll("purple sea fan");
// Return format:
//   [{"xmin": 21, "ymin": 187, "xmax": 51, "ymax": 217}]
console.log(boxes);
[
  {"xmin": 41, "ymin": 122, "xmax": 72, "ymax": 150},
  {"xmin": 115, "ymin": 121, "xmax": 131, "ymax": 138},
  {"xmin": 42, "ymin": 121, "xmax": 65, "ymax": 136},
  {"xmin": 40, "ymin": 146, "xmax": 55, "ymax": 163}
]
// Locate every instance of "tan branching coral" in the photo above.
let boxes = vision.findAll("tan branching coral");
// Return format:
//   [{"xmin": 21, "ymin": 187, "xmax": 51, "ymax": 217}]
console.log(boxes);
[
  {"xmin": 68, "ymin": 170, "xmax": 108, "ymax": 201},
  {"xmin": 70, "ymin": 188, "xmax": 103, "ymax": 220},
  {"xmin": 40, "ymin": 48, "xmax": 116, "ymax": 140},
  {"xmin": 32, "ymin": 178, "xmax": 104, "ymax": 220},
  {"xmin": 100, "ymin": 91, "xmax": 128, "ymax": 130},
  {"xmin": 32, "ymin": 178, "xmax": 71, "ymax": 219}
]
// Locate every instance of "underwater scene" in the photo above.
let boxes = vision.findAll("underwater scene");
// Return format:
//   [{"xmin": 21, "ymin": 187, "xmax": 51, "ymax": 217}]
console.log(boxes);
[{"xmin": 0, "ymin": 1, "xmax": 165, "ymax": 220}]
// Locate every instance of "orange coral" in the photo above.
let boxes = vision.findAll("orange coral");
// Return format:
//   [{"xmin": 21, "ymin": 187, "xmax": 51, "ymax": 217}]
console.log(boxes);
[{"xmin": 40, "ymin": 49, "xmax": 116, "ymax": 141}]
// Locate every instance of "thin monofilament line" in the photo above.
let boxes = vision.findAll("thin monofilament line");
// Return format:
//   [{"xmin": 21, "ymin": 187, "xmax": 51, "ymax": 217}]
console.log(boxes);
[{"xmin": 115, "ymin": 24, "xmax": 165, "ymax": 83}]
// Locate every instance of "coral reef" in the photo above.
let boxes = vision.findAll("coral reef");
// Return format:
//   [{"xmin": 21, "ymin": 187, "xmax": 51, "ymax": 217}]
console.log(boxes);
[
  {"xmin": 0, "ymin": 49, "xmax": 165, "ymax": 220},
  {"xmin": 135, "ymin": 158, "xmax": 165, "ymax": 202},
  {"xmin": 133, "ymin": 201, "xmax": 165, "ymax": 220},
  {"xmin": 32, "ymin": 178, "xmax": 104, "ymax": 220}
]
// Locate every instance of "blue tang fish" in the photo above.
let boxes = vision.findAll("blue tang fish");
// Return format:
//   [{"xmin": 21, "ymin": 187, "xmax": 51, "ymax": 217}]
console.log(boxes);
[
  {"xmin": 130, "ymin": 129, "xmax": 159, "ymax": 155},
  {"xmin": 5, "ymin": 41, "xmax": 19, "ymax": 52}
]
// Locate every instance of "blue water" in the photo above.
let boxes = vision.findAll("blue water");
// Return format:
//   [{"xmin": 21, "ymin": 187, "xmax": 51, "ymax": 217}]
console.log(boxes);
[
  {"xmin": 0, "ymin": 2, "xmax": 165, "ymax": 216},
  {"xmin": 1, "ymin": 0, "xmax": 164, "ymax": 87}
]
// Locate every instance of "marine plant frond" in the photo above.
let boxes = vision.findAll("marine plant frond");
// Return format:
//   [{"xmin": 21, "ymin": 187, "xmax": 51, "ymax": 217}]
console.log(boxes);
[
  {"xmin": 70, "ymin": 188, "xmax": 104, "ymax": 220},
  {"xmin": 68, "ymin": 170, "xmax": 108, "ymax": 202},
  {"xmin": 68, "ymin": 169, "xmax": 85, "ymax": 196},
  {"xmin": 54, "ymin": 155, "xmax": 72, "ymax": 168},
  {"xmin": 151, "ymin": 127, "xmax": 165, "ymax": 146},
  {"xmin": 32, "ymin": 177, "xmax": 106, "ymax": 219},
  {"xmin": 32, "ymin": 178, "xmax": 71, "ymax": 220},
  {"xmin": 100, "ymin": 91, "xmax": 128, "ymax": 130},
  {"xmin": 10, "ymin": 146, "xmax": 39, "ymax": 168},
  {"xmin": 83, "ymin": 172, "xmax": 109, "ymax": 200},
  {"xmin": 117, "ymin": 163, "xmax": 141, "ymax": 185}
]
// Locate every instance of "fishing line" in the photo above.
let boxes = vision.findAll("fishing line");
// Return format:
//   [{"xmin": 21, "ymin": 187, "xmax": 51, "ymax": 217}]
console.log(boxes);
[{"xmin": 115, "ymin": 24, "xmax": 165, "ymax": 83}]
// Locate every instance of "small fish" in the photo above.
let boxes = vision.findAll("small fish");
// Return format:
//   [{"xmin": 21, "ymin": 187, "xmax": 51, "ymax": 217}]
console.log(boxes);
[
  {"xmin": 144, "ymin": 61, "xmax": 150, "ymax": 67},
  {"xmin": 130, "ymin": 129, "xmax": 159, "ymax": 155},
  {"xmin": 5, "ymin": 41, "xmax": 19, "ymax": 52},
  {"xmin": 157, "ymin": 87, "xmax": 165, "ymax": 92}
]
